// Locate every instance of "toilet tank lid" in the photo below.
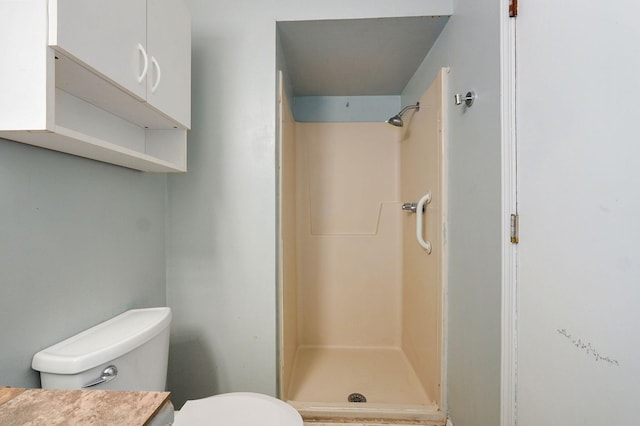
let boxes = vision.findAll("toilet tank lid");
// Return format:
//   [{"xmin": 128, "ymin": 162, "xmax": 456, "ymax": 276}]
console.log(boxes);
[{"xmin": 32, "ymin": 307, "xmax": 171, "ymax": 375}]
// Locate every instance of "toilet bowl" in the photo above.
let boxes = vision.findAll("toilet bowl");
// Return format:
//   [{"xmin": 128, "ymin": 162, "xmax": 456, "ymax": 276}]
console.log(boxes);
[
  {"xmin": 31, "ymin": 307, "xmax": 302, "ymax": 426},
  {"xmin": 174, "ymin": 392, "xmax": 302, "ymax": 425}
]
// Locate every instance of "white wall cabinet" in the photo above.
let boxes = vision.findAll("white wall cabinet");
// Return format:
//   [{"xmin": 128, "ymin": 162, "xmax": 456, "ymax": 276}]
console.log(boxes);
[
  {"xmin": 49, "ymin": 0, "xmax": 148, "ymax": 102},
  {"xmin": 0, "ymin": 0, "xmax": 191, "ymax": 172},
  {"xmin": 146, "ymin": 0, "xmax": 191, "ymax": 128}
]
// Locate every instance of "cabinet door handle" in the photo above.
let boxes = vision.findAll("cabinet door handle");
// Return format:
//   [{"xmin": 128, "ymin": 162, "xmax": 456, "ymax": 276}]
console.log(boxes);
[
  {"xmin": 416, "ymin": 192, "xmax": 432, "ymax": 254},
  {"xmin": 151, "ymin": 56, "xmax": 162, "ymax": 93},
  {"xmin": 137, "ymin": 43, "xmax": 149, "ymax": 83}
]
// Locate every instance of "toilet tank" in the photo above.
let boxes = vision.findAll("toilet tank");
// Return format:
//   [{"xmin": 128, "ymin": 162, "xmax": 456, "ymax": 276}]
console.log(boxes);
[{"xmin": 32, "ymin": 307, "xmax": 171, "ymax": 391}]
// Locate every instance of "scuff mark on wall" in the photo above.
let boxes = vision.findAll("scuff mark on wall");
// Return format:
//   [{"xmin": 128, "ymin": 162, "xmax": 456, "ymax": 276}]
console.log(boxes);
[{"xmin": 557, "ymin": 329, "xmax": 620, "ymax": 367}]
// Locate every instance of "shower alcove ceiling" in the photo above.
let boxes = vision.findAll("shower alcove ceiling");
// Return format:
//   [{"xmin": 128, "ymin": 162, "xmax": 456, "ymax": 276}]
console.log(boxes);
[
  {"xmin": 277, "ymin": 16, "xmax": 450, "ymax": 96},
  {"xmin": 277, "ymin": 14, "xmax": 450, "ymax": 425}
]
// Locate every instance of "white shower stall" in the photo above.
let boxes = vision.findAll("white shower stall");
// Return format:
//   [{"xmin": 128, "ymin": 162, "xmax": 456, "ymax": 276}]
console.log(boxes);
[{"xmin": 278, "ymin": 69, "xmax": 448, "ymax": 424}]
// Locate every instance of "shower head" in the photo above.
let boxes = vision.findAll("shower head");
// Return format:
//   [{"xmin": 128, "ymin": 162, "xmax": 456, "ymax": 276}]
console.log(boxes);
[
  {"xmin": 386, "ymin": 102, "xmax": 420, "ymax": 127},
  {"xmin": 386, "ymin": 114, "xmax": 404, "ymax": 127}
]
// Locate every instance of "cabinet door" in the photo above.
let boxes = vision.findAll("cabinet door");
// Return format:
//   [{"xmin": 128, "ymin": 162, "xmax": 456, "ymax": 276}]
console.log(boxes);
[
  {"xmin": 146, "ymin": 0, "xmax": 191, "ymax": 129},
  {"xmin": 49, "ymin": 0, "xmax": 147, "ymax": 100}
]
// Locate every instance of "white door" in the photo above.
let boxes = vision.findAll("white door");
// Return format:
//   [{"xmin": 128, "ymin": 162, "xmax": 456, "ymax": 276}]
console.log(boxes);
[
  {"xmin": 146, "ymin": 0, "xmax": 191, "ymax": 129},
  {"xmin": 516, "ymin": 0, "xmax": 640, "ymax": 424},
  {"xmin": 49, "ymin": 0, "xmax": 147, "ymax": 100}
]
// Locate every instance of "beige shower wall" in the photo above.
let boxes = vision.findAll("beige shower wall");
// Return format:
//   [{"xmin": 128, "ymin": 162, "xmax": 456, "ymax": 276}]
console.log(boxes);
[
  {"xmin": 400, "ymin": 69, "xmax": 445, "ymax": 407},
  {"xmin": 278, "ymin": 73, "xmax": 298, "ymax": 400},
  {"xmin": 296, "ymin": 123, "xmax": 403, "ymax": 347}
]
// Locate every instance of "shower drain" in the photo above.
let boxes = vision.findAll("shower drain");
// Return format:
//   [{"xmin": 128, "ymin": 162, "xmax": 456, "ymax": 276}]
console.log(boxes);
[{"xmin": 347, "ymin": 392, "xmax": 367, "ymax": 403}]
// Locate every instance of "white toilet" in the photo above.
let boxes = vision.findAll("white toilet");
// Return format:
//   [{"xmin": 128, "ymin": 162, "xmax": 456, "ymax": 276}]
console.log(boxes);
[{"xmin": 31, "ymin": 307, "xmax": 302, "ymax": 426}]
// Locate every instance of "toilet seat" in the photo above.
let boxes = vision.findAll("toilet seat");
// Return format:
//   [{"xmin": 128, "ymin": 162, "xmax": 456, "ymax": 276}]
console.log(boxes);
[{"xmin": 172, "ymin": 392, "xmax": 303, "ymax": 426}]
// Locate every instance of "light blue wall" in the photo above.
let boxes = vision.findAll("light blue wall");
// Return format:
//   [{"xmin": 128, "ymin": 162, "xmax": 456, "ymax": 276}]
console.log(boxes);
[
  {"xmin": 0, "ymin": 138, "xmax": 167, "ymax": 388},
  {"xmin": 402, "ymin": 0, "xmax": 503, "ymax": 425},
  {"xmin": 293, "ymin": 96, "xmax": 400, "ymax": 122}
]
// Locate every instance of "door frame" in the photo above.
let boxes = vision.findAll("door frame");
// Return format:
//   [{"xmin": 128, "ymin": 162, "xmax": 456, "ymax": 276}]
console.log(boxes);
[{"xmin": 500, "ymin": 0, "xmax": 518, "ymax": 425}]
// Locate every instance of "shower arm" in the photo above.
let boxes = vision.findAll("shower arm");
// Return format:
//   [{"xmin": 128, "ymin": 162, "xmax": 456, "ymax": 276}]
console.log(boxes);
[{"xmin": 397, "ymin": 102, "xmax": 420, "ymax": 117}]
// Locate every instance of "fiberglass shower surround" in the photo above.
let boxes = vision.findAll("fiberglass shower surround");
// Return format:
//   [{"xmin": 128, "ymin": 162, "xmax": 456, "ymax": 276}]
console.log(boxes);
[{"xmin": 278, "ymin": 68, "xmax": 447, "ymax": 425}]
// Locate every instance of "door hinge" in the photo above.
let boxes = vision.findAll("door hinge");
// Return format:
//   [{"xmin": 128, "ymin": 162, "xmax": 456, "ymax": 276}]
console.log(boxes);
[
  {"xmin": 510, "ymin": 214, "xmax": 519, "ymax": 243},
  {"xmin": 509, "ymin": 0, "xmax": 518, "ymax": 17}
]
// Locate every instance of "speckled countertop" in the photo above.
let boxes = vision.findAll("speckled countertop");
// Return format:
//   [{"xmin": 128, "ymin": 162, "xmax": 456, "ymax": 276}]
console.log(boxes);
[{"xmin": 0, "ymin": 387, "xmax": 170, "ymax": 425}]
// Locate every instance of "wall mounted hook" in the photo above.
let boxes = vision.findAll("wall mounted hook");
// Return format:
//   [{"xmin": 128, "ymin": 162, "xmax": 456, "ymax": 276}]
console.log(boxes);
[{"xmin": 454, "ymin": 91, "xmax": 476, "ymax": 107}]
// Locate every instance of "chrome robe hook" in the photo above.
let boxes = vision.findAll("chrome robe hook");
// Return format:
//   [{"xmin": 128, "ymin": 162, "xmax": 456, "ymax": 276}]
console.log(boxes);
[{"xmin": 454, "ymin": 91, "xmax": 476, "ymax": 107}]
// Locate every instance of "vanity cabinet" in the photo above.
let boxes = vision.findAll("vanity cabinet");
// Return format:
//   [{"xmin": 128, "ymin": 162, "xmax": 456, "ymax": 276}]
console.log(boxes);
[
  {"xmin": 0, "ymin": 388, "xmax": 173, "ymax": 425},
  {"xmin": 0, "ymin": 0, "xmax": 191, "ymax": 172}
]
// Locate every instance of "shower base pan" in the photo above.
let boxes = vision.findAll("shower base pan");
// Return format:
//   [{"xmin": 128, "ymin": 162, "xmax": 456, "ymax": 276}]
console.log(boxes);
[{"xmin": 286, "ymin": 347, "xmax": 445, "ymax": 425}]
